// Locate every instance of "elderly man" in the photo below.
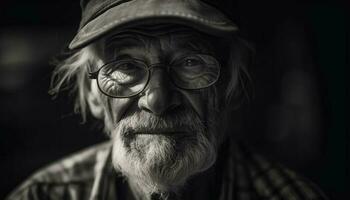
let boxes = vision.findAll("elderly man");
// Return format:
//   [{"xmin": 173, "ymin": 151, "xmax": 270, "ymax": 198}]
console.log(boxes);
[{"xmin": 7, "ymin": 0, "xmax": 327, "ymax": 200}]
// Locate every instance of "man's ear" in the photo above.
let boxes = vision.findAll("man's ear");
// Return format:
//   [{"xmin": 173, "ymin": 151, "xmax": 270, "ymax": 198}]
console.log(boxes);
[{"xmin": 87, "ymin": 80, "xmax": 104, "ymax": 119}]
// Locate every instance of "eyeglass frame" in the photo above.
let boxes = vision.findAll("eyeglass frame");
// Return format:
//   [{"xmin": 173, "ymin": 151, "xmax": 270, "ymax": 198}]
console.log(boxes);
[{"xmin": 88, "ymin": 54, "xmax": 221, "ymax": 98}]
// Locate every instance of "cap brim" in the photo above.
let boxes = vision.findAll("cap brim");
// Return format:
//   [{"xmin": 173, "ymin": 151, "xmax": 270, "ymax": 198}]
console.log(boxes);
[{"xmin": 69, "ymin": 0, "xmax": 238, "ymax": 50}]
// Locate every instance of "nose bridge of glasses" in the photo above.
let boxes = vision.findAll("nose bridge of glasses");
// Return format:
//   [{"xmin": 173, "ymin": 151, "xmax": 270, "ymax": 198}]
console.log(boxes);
[
  {"xmin": 145, "ymin": 64, "xmax": 172, "ymax": 90},
  {"xmin": 148, "ymin": 62, "xmax": 168, "ymax": 71}
]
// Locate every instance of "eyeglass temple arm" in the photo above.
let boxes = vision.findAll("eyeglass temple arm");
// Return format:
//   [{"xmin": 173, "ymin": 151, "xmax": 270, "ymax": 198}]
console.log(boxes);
[{"xmin": 88, "ymin": 71, "xmax": 98, "ymax": 79}]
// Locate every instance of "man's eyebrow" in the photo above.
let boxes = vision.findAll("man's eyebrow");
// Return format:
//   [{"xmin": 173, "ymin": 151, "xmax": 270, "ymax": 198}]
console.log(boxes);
[
  {"xmin": 104, "ymin": 34, "xmax": 148, "ymax": 60},
  {"xmin": 168, "ymin": 32, "xmax": 215, "ymax": 53}
]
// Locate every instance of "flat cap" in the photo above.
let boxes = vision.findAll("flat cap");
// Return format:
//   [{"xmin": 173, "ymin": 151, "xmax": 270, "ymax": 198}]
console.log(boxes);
[{"xmin": 69, "ymin": 0, "xmax": 239, "ymax": 49}]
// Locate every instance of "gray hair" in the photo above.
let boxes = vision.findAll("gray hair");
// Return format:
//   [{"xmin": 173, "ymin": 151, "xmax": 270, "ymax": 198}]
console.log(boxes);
[{"xmin": 49, "ymin": 36, "xmax": 253, "ymax": 122}]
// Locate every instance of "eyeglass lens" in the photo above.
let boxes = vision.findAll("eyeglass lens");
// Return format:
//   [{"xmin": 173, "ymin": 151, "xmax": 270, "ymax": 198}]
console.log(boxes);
[{"xmin": 96, "ymin": 54, "xmax": 220, "ymax": 98}]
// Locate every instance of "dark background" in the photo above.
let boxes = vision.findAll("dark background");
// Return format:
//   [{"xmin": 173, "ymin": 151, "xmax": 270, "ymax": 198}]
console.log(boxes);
[{"xmin": 0, "ymin": 0, "xmax": 348, "ymax": 199}]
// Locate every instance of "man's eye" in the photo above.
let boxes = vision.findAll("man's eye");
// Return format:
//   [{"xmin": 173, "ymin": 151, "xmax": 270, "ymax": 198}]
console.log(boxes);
[
  {"xmin": 101, "ymin": 61, "xmax": 145, "ymax": 85},
  {"xmin": 115, "ymin": 62, "xmax": 138, "ymax": 72},
  {"xmin": 183, "ymin": 58, "xmax": 202, "ymax": 67},
  {"xmin": 104, "ymin": 62, "xmax": 139, "ymax": 76}
]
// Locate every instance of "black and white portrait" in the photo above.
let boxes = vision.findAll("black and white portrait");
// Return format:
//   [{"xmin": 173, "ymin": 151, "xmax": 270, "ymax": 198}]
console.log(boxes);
[{"xmin": 0, "ymin": 0, "xmax": 347, "ymax": 199}]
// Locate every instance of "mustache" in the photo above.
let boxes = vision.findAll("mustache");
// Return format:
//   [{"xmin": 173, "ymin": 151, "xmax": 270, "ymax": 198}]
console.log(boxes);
[{"xmin": 115, "ymin": 106, "xmax": 206, "ymax": 137}]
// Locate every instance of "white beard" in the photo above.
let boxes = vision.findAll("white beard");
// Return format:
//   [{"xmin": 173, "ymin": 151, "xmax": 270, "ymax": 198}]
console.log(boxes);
[{"xmin": 110, "ymin": 108, "xmax": 217, "ymax": 197}]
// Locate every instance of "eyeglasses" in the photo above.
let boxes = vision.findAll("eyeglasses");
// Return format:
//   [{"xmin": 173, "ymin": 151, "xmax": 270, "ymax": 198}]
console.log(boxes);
[{"xmin": 88, "ymin": 54, "xmax": 221, "ymax": 98}]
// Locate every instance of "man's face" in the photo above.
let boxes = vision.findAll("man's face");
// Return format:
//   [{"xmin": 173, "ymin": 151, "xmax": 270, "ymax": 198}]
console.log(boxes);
[{"xmin": 88, "ymin": 28, "xmax": 225, "ymax": 195}]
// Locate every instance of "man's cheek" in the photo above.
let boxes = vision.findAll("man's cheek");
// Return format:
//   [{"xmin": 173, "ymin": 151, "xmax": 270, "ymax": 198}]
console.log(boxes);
[
  {"xmin": 105, "ymin": 98, "xmax": 136, "ymax": 123},
  {"xmin": 100, "ymin": 97, "xmax": 135, "ymax": 134}
]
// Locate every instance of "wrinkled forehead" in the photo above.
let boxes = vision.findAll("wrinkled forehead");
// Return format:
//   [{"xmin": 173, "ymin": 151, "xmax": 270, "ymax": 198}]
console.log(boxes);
[{"xmin": 95, "ymin": 24, "xmax": 220, "ymax": 60}]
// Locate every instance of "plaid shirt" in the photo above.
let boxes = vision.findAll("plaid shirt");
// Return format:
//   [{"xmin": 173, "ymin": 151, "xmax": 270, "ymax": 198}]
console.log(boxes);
[{"xmin": 6, "ymin": 141, "xmax": 328, "ymax": 200}]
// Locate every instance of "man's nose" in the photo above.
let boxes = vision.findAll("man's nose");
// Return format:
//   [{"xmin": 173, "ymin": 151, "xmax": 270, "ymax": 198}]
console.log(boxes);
[{"xmin": 138, "ymin": 69, "xmax": 181, "ymax": 115}]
